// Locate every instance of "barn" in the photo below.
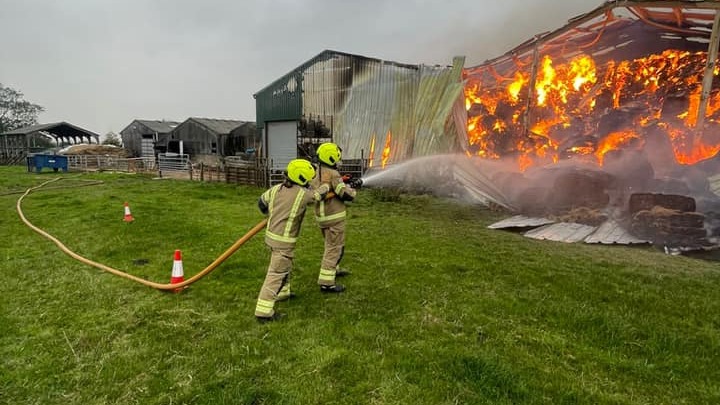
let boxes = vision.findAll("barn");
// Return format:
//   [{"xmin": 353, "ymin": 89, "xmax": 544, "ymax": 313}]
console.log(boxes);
[
  {"xmin": 0, "ymin": 122, "xmax": 100, "ymax": 165},
  {"xmin": 119, "ymin": 119, "xmax": 179, "ymax": 159},
  {"xmin": 253, "ymin": 49, "xmax": 466, "ymax": 171},
  {"xmin": 167, "ymin": 117, "xmax": 257, "ymax": 165}
]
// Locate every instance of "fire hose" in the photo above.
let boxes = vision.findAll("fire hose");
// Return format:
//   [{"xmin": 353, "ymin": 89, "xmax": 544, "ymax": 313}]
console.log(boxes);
[
  {"xmin": 16, "ymin": 177, "xmax": 267, "ymax": 291},
  {"xmin": 16, "ymin": 176, "xmax": 355, "ymax": 291}
]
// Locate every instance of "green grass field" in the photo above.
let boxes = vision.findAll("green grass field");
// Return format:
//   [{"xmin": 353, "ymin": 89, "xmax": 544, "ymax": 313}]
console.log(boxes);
[{"xmin": 1, "ymin": 165, "xmax": 719, "ymax": 404}]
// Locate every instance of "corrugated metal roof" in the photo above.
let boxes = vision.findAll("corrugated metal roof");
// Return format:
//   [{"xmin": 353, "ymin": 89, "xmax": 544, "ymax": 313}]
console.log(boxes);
[
  {"xmin": 524, "ymin": 222, "xmax": 598, "ymax": 243},
  {"xmin": 488, "ymin": 215, "xmax": 555, "ymax": 229},
  {"xmin": 136, "ymin": 120, "xmax": 179, "ymax": 134},
  {"xmin": 0, "ymin": 121, "xmax": 100, "ymax": 139},
  {"xmin": 584, "ymin": 219, "xmax": 651, "ymax": 244},
  {"xmin": 467, "ymin": 1, "xmax": 720, "ymax": 72},
  {"xmin": 188, "ymin": 118, "xmax": 246, "ymax": 135}
]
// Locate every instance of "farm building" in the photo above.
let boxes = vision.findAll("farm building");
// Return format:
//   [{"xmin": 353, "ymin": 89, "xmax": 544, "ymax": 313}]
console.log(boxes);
[
  {"xmin": 119, "ymin": 119, "xmax": 179, "ymax": 159},
  {"xmin": 167, "ymin": 117, "xmax": 257, "ymax": 165},
  {"xmin": 0, "ymin": 122, "xmax": 100, "ymax": 165},
  {"xmin": 254, "ymin": 49, "xmax": 467, "ymax": 170}
]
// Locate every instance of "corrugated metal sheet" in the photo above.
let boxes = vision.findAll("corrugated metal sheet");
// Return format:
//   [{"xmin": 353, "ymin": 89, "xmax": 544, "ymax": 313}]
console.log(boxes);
[
  {"xmin": 488, "ymin": 215, "xmax": 555, "ymax": 230},
  {"xmin": 709, "ymin": 173, "xmax": 720, "ymax": 197},
  {"xmin": 490, "ymin": 216, "xmax": 651, "ymax": 245},
  {"xmin": 332, "ymin": 57, "xmax": 465, "ymax": 164},
  {"xmin": 584, "ymin": 219, "xmax": 650, "ymax": 245},
  {"xmin": 524, "ymin": 222, "xmax": 598, "ymax": 243}
]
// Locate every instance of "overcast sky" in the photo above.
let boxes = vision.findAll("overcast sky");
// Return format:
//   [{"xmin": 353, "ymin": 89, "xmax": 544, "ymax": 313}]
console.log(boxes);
[{"xmin": 0, "ymin": 0, "xmax": 602, "ymax": 136}]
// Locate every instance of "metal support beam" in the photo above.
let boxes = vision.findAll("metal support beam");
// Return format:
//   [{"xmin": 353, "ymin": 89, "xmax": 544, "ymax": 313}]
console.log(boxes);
[
  {"xmin": 522, "ymin": 41, "xmax": 541, "ymax": 137},
  {"xmin": 695, "ymin": 10, "xmax": 720, "ymax": 138}
]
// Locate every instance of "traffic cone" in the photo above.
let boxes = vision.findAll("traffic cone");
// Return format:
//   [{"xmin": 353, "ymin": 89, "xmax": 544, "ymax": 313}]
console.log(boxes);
[
  {"xmin": 123, "ymin": 202, "xmax": 134, "ymax": 222},
  {"xmin": 170, "ymin": 249, "xmax": 185, "ymax": 293}
]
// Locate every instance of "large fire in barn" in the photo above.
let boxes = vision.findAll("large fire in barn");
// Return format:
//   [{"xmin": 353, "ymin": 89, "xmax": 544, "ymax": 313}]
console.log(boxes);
[
  {"xmin": 453, "ymin": 2, "xmax": 720, "ymax": 249},
  {"xmin": 462, "ymin": 3, "xmax": 720, "ymax": 173},
  {"xmin": 464, "ymin": 50, "xmax": 720, "ymax": 170}
]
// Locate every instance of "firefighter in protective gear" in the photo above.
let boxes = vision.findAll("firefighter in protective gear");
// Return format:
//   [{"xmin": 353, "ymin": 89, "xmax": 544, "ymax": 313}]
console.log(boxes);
[
  {"xmin": 255, "ymin": 159, "xmax": 330, "ymax": 322},
  {"xmin": 311, "ymin": 142, "xmax": 360, "ymax": 293}
]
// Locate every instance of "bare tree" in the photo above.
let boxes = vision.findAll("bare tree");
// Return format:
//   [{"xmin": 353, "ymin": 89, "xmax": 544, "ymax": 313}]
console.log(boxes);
[
  {"xmin": 0, "ymin": 83, "xmax": 45, "ymax": 134},
  {"xmin": 102, "ymin": 132, "xmax": 122, "ymax": 147}
]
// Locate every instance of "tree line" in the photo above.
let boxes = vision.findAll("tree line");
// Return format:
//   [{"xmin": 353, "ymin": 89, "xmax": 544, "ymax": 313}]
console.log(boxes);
[{"xmin": 0, "ymin": 83, "xmax": 44, "ymax": 134}]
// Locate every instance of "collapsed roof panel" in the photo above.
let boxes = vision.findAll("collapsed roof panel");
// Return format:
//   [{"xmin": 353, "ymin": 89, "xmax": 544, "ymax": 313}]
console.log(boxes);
[
  {"xmin": 524, "ymin": 222, "xmax": 598, "ymax": 243},
  {"xmin": 487, "ymin": 215, "xmax": 555, "ymax": 230},
  {"xmin": 583, "ymin": 219, "xmax": 651, "ymax": 244}
]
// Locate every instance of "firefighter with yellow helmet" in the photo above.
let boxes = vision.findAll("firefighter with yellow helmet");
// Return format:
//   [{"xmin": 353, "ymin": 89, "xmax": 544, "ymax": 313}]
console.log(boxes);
[
  {"xmin": 254, "ymin": 159, "xmax": 330, "ymax": 322},
  {"xmin": 311, "ymin": 142, "xmax": 362, "ymax": 293}
]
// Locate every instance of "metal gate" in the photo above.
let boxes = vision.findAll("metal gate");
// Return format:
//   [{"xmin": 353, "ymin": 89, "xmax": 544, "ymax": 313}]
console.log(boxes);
[{"xmin": 157, "ymin": 153, "xmax": 190, "ymax": 173}]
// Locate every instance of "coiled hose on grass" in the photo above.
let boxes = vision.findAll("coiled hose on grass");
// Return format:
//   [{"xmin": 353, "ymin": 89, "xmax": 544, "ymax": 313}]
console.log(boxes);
[{"xmin": 16, "ymin": 176, "xmax": 267, "ymax": 291}]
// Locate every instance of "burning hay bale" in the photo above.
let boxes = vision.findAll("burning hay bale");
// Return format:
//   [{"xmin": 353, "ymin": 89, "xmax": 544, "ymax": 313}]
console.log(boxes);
[
  {"xmin": 631, "ymin": 207, "xmax": 707, "ymax": 247},
  {"xmin": 547, "ymin": 169, "xmax": 613, "ymax": 212},
  {"xmin": 552, "ymin": 207, "xmax": 608, "ymax": 227},
  {"xmin": 629, "ymin": 193, "xmax": 696, "ymax": 214},
  {"xmin": 502, "ymin": 166, "xmax": 615, "ymax": 216},
  {"xmin": 629, "ymin": 194, "xmax": 708, "ymax": 247}
]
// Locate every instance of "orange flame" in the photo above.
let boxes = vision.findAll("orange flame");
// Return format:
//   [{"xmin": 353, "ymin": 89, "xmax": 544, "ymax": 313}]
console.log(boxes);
[
  {"xmin": 464, "ymin": 49, "xmax": 720, "ymax": 170},
  {"xmin": 381, "ymin": 131, "xmax": 392, "ymax": 168},
  {"xmin": 595, "ymin": 130, "xmax": 641, "ymax": 165}
]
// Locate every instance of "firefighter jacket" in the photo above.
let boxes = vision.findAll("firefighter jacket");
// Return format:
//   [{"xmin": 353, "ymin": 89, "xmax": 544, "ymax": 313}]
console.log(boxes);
[
  {"xmin": 259, "ymin": 182, "xmax": 326, "ymax": 249},
  {"xmin": 311, "ymin": 165, "xmax": 357, "ymax": 227}
]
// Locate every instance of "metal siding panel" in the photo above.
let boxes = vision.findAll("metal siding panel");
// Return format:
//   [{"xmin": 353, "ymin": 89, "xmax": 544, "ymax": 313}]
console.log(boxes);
[
  {"xmin": 255, "ymin": 73, "xmax": 302, "ymax": 129},
  {"xmin": 257, "ymin": 50, "xmax": 462, "ymax": 163}
]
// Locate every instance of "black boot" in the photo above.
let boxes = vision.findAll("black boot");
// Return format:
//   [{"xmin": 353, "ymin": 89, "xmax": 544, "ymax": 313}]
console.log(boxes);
[
  {"xmin": 256, "ymin": 313, "xmax": 285, "ymax": 323},
  {"xmin": 335, "ymin": 268, "xmax": 351, "ymax": 277},
  {"xmin": 320, "ymin": 284, "xmax": 345, "ymax": 293}
]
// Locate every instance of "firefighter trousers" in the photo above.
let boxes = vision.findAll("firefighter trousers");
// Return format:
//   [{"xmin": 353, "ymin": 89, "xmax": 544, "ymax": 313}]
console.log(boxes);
[
  {"xmin": 317, "ymin": 220, "xmax": 345, "ymax": 286},
  {"xmin": 255, "ymin": 246, "xmax": 293, "ymax": 318}
]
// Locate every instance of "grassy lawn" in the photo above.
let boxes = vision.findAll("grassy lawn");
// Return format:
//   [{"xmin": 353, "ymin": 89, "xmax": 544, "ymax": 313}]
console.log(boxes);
[{"xmin": 1, "ymin": 165, "xmax": 719, "ymax": 405}]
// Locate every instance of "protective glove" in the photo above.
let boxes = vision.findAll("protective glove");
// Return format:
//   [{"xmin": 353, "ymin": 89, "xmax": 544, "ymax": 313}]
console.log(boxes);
[
  {"xmin": 257, "ymin": 198, "xmax": 269, "ymax": 215},
  {"xmin": 314, "ymin": 183, "xmax": 330, "ymax": 201}
]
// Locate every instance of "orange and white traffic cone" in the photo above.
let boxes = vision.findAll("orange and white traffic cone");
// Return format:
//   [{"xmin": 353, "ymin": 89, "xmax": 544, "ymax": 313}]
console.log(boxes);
[
  {"xmin": 123, "ymin": 202, "xmax": 134, "ymax": 222},
  {"xmin": 170, "ymin": 249, "xmax": 185, "ymax": 293}
]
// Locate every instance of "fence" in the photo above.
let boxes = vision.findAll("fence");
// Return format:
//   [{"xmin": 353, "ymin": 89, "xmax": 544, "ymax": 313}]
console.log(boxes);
[
  {"xmin": 26, "ymin": 154, "xmax": 368, "ymax": 188},
  {"xmin": 225, "ymin": 156, "xmax": 268, "ymax": 187},
  {"xmin": 66, "ymin": 155, "xmax": 155, "ymax": 173}
]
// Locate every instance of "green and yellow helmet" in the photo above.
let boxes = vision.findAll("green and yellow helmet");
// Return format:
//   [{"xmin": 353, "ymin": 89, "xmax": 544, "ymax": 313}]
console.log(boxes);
[
  {"xmin": 316, "ymin": 142, "xmax": 342, "ymax": 166},
  {"xmin": 286, "ymin": 159, "xmax": 316, "ymax": 186}
]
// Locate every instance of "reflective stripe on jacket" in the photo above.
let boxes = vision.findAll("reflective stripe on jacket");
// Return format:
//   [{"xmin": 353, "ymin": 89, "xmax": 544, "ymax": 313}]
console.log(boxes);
[
  {"xmin": 260, "ymin": 183, "xmax": 318, "ymax": 248},
  {"xmin": 310, "ymin": 165, "xmax": 356, "ymax": 226}
]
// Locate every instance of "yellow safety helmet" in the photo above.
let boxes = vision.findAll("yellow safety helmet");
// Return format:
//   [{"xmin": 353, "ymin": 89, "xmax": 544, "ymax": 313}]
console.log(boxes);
[
  {"xmin": 286, "ymin": 158, "xmax": 316, "ymax": 186},
  {"xmin": 316, "ymin": 142, "xmax": 342, "ymax": 166}
]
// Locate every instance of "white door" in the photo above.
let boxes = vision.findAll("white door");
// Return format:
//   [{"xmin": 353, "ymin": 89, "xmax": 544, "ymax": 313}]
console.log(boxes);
[{"xmin": 266, "ymin": 121, "xmax": 297, "ymax": 169}]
